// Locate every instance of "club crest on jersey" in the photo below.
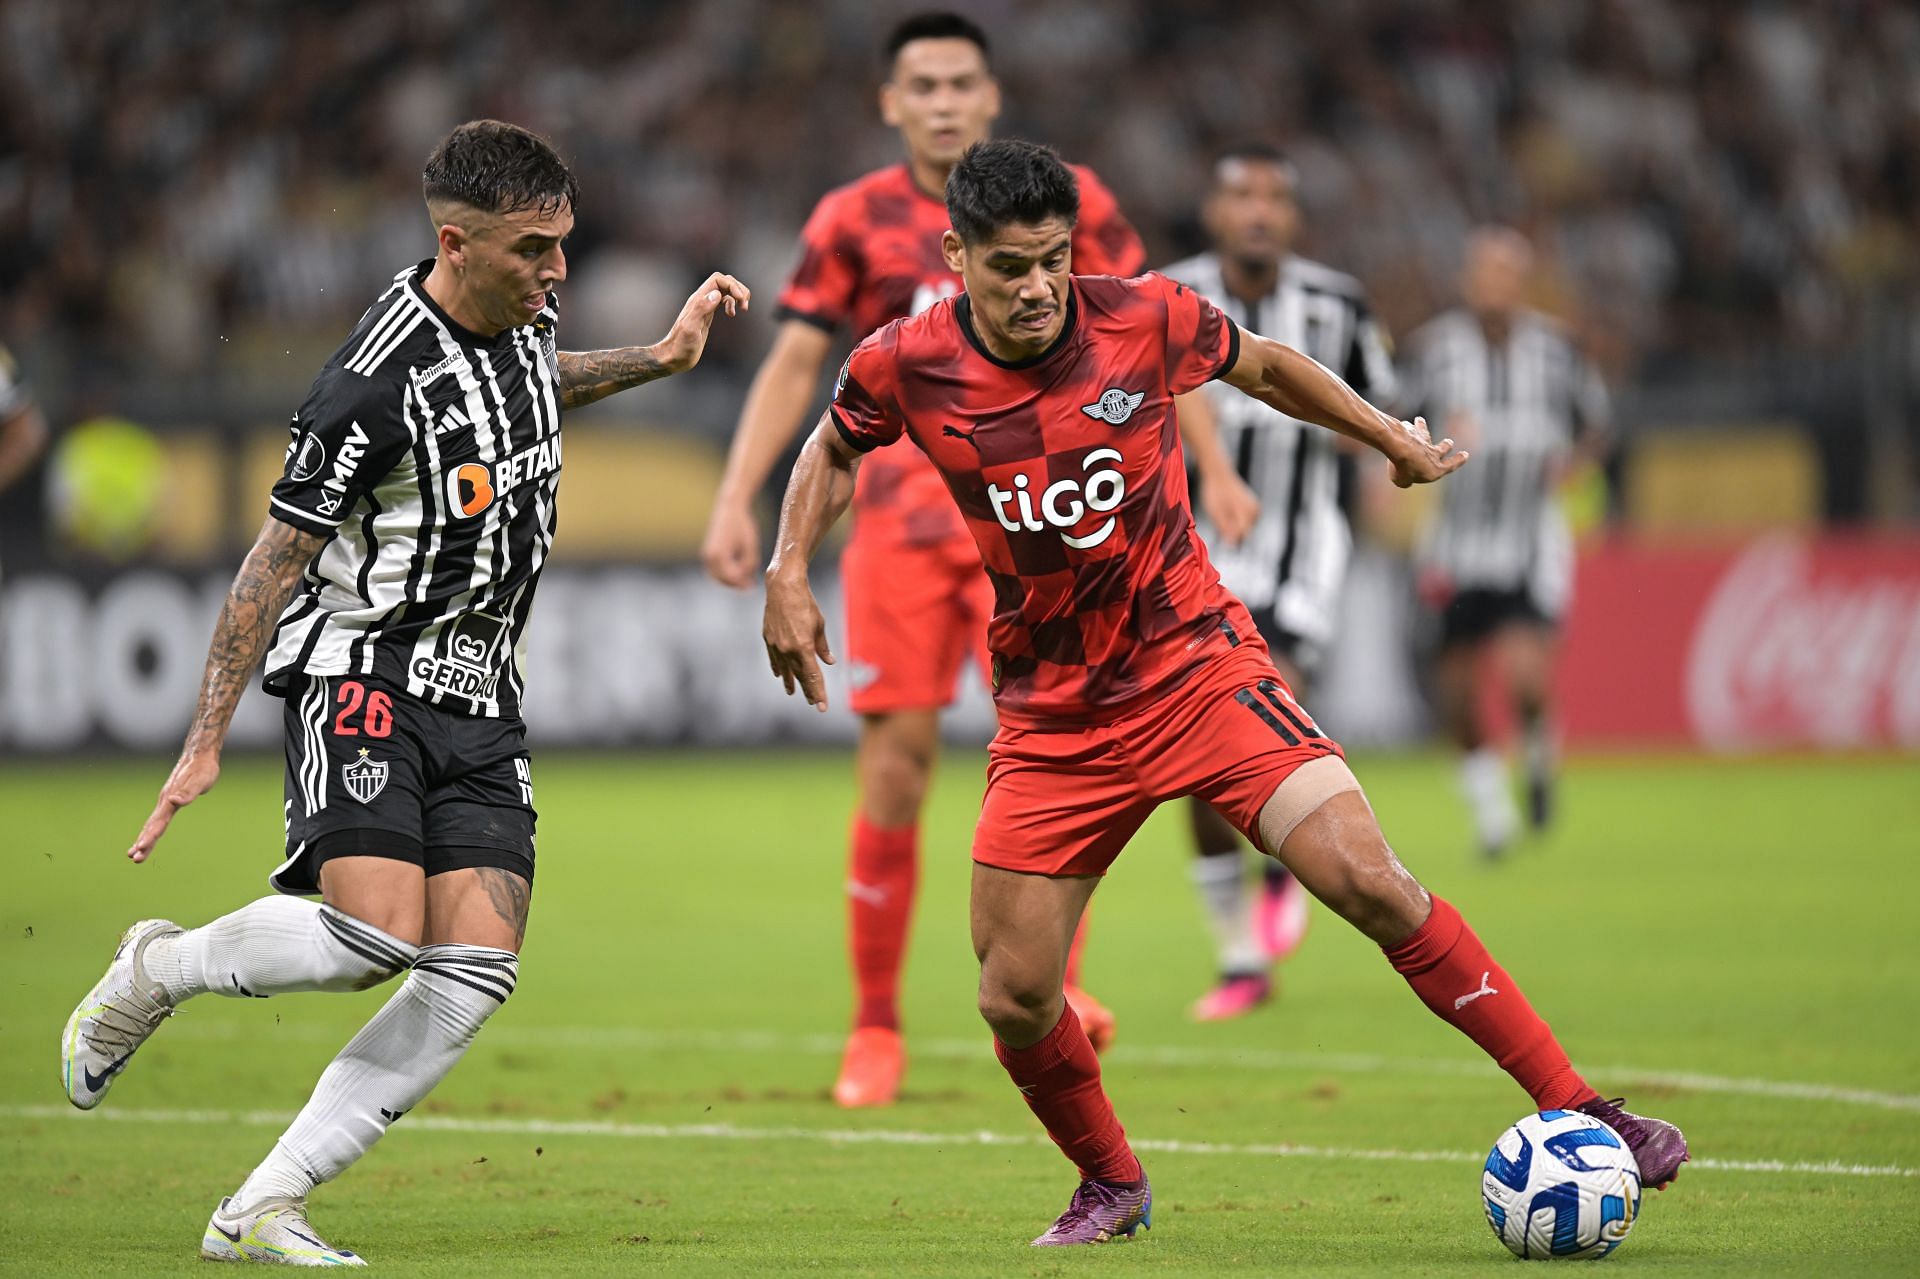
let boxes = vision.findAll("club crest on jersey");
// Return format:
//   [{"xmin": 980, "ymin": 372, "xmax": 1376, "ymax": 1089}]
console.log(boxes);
[
  {"xmin": 1082, "ymin": 387, "xmax": 1145, "ymax": 425},
  {"xmin": 342, "ymin": 748, "xmax": 388, "ymax": 804}
]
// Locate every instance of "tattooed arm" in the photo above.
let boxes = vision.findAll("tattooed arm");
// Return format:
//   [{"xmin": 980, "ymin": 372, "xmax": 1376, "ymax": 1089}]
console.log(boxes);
[
  {"xmin": 129, "ymin": 515, "xmax": 325, "ymax": 862},
  {"xmin": 555, "ymin": 346, "xmax": 671, "ymax": 410},
  {"xmin": 555, "ymin": 270, "xmax": 751, "ymax": 410}
]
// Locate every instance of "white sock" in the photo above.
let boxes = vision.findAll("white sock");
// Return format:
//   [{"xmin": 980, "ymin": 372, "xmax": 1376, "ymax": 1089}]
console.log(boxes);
[
  {"xmin": 144, "ymin": 897, "xmax": 417, "ymax": 1004},
  {"xmin": 233, "ymin": 944, "xmax": 519, "ymax": 1209},
  {"xmin": 1190, "ymin": 852, "xmax": 1264, "ymax": 976},
  {"xmin": 1459, "ymin": 748, "xmax": 1518, "ymax": 848}
]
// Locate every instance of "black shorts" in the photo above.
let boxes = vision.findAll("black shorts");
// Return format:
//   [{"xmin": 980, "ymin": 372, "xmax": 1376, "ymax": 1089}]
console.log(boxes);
[
  {"xmin": 1436, "ymin": 587, "xmax": 1557, "ymax": 650},
  {"xmin": 1244, "ymin": 605, "xmax": 1322, "ymax": 687},
  {"xmin": 271, "ymin": 673, "xmax": 537, "ymax": 895}
]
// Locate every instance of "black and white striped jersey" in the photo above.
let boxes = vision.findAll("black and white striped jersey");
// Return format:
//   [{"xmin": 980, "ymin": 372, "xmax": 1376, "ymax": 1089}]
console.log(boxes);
[
  {"xmin": 262, "ymin": 259, "xmax": 564, "ymax": 718},
  {"xmin": 1161, "ymin": 252, "xmax": 1396, "ymax": 648},
  {"xmin": 1400, "ymin": 307, "xmax": 1608, "ymax": 610}
]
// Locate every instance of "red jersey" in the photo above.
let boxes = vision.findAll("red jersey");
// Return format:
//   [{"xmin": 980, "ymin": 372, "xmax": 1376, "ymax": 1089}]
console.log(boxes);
[
  {"xmin": 829, "ymin": 272, "xmax": 1252, "ymax": 727},
  {"xmin": 779, "ymin": 162, "xmax": 1145, "ymax": 545}
]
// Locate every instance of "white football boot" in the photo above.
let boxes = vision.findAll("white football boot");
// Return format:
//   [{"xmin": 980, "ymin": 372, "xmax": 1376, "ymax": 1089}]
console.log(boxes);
[
  {"xmin": 61, "ymin": 918, "xmax": 182, "ymax": 1108},
  {"xmin": 202, "ymin": 1196, "xmax": 366, "ymax": 1266}
]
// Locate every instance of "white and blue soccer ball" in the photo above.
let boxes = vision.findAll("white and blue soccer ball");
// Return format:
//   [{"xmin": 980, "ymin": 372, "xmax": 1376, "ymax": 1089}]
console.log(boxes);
[{"xmin": 1481, "ymin": 1110, "xmax": 1643, "ymax": 1260}]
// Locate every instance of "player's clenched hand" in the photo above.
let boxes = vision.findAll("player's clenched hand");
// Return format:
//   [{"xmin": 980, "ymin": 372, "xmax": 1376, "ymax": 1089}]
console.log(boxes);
[
  {"xmin": 655, "ymin": 272, "xmax": 752, "ymax": 375},
  {"xmin": 1202, "ymin": 468, "xmax": 1261, "ymax": 547},
  {"xmin": 763, "ymin": 575, "xmax": 835, "ymax": 711},
  {"xmin": 701, "ymin": 502, "xmax": 760, "ymax": 590},
  {"xmin": 1387, "ymin": 415, "xmax": 1469, "ymax": 489},
  {"xmin": 129, "ymin": 751, "xmax": 220, "ymax": 863}
]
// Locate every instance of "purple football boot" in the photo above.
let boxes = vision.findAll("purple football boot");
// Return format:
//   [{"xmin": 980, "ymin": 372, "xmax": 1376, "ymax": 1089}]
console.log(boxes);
[
  {"xmin": 1577, "ymin": 1096, "xmax": 1690, "ymax": 1189},
  {"xmin": 1030, "ymin": 1175, "xmax": 1152, "ymax": 1246}
]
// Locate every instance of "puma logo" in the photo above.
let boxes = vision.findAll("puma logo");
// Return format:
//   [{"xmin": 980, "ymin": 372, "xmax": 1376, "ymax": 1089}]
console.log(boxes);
[
  {"xmin": 845, "ymin": 879, "xmax": 889, "ymax": 908},
  {"xmin": 1454, "ymin": 971, "xmax": 1498, "ymax": 1009},
  {"xmin": 942, "ymin": 424, "xmax": 980, "ymax": 451}
]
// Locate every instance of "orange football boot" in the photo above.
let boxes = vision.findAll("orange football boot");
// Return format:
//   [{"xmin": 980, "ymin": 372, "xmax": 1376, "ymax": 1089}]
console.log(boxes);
[
  {"xmin": 1064, "ymin": 985, "xmax": 1117, "ymax": 1055},
  {"xmin": 832, "ymin": 1026, "xmax": 904, "ymax": 1107}
]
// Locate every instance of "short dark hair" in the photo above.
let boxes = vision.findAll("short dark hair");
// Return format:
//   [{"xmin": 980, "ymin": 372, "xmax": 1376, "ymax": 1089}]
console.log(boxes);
[
  {"xmin": 945, "ymin": 139, "xmax": 1079, "ymax": 244},
  {"xmin": 422, "ymin": 120, "xmax": 579, "ymax": 219},
  {"xmin": 1212, "ymin": 141, "xmax": 1299, "ymax": 185},
  {"xmin": 885, "ymin": 11, "xmax": 991, "ymax": 68}
]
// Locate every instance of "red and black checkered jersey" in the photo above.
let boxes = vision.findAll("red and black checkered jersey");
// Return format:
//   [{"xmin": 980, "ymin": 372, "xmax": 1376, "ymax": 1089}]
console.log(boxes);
[
  {"xmin": 778, "ymin": 162, "xmax": 1145, "ymax": 543},
  {"xmin": 830, "ymin": 272, "xmax": 1254, "ymax": 727}
]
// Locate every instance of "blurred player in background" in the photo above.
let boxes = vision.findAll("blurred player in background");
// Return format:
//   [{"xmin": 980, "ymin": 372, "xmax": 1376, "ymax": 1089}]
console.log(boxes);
[
  {"xmin": 1163, "ymin": 144, "xmax": 1396, "ymax": 1021},
  {"xmin": 700, "ymin": 11, "xmax": 1148, "ymax": 1107},
  {"xmin": 764, "ymin": 140, "xmax": 1684, "ymax": 1246},
  {"xmin": 0, "ymin": 343, "xmax": 51, "ymax": 569},
  {"xmin": 60, "ymin": 120, "xmax": 749, "ymax": 1265},
  {"xmin": 1402, "ymin": 227, "xmax": 1610, "ymax": 856}
]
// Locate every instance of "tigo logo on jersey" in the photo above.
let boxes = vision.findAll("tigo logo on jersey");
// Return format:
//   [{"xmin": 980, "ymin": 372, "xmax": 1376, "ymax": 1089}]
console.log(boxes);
[
  {"xmin": 1081, "ymin": 387, "xmax": 1145, "ymax": 426},
  {"xmin": 988, "ymin": 447, "xmax": 1126, "ymax": 549}
]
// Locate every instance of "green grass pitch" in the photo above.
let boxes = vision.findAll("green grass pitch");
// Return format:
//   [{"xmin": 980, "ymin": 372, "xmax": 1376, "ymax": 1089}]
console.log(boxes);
[{"xmin": 2, "ymin": 749, "xmax": 1916, "ymax": 1274}]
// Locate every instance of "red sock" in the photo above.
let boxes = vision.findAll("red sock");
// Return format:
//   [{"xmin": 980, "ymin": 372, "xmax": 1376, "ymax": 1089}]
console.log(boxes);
[
  {"xmin": 848, "ymin": 817, "xmax": 917, "ymax": 1032},
  {"xmin": 1384, "ymin": 896, "xmax": 1597, "ymax": 1111},
  {"xmin": 994, "ymin": 1004, "xmax": 1140, "ymax": 1184},
  {"xmin": 1065, "ymin": 909, "xmax": 1090, "ymax": 989}
]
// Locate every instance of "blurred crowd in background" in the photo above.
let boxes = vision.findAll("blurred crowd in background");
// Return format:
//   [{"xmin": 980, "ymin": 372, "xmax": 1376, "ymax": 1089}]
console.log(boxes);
[{"xmin": 1, "ymin": 0, "xmax": 1917, "ymax": 534}]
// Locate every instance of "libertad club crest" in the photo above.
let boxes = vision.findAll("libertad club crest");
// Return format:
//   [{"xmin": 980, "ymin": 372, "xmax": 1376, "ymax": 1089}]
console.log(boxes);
[
  {"xmin": 343, "ymin": 748, "xmax": 388, "ymax": 804},
  {"xmin": 1081, "ymin": 387, "xmax": 1145, "ymax": 425}
]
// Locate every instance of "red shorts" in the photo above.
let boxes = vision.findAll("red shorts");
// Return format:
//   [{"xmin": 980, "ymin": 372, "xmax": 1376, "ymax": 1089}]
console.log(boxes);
[
  {"xmin": 973, "ymin": 644, "xmax": 1344, "ymax": 877},
  {"xmin": 841, "ymin": 523, "xmax": 993, "ymax": 714}
]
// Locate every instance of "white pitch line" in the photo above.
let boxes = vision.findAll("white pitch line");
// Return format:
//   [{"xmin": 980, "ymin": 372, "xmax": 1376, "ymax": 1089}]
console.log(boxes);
[
  {"xmin": 158, "ymin": 1021, "xmax": 1920, "ymax": 1115},
  {"xmin": 3, "ymin": 1104, "xmax": 1912, "ymax": 1180}
]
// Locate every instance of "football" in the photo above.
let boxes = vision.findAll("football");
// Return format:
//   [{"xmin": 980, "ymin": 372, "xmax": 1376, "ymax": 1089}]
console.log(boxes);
[{"xmin": 1482, "ymin": 1110, "xmax": 1643, "ymax": 1260}]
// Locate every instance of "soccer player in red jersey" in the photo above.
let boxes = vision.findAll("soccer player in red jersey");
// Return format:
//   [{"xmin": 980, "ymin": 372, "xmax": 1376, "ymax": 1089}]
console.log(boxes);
[
  {"xmin": 702, "ymin": 12, "xmax": 1149, "ymax": 1106},
  {"xmin": 763, "ymin": 140, "xmax": 1688, "ymax": 1246}
]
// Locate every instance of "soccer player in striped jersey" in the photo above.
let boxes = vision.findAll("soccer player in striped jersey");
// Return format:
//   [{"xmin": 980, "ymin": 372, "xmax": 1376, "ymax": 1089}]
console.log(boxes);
[
  {"xmin": 700, "ymin": 11, "xmax": 1147, "ymax": 1107},
  {"xmin": 763, "ymin": 140, "xmax": 1684, "ymax": 1246},
  {"xmin": 1163, "ymin": 144, "xmax": 1397, "ymax": 1021},
  {"xmin": 59, "ymin": 120, "xmax": 749, "ymax": 1265},
  {"xmin": 1402, "ymin": 227, "xmax": 1611, "ymax": 856}
]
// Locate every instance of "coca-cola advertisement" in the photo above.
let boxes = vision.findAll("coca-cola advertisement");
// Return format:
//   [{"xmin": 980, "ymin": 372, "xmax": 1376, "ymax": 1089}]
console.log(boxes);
[{"xmin": 1558, "ymin": 536, "xmax": 1920, "ymax": 751}]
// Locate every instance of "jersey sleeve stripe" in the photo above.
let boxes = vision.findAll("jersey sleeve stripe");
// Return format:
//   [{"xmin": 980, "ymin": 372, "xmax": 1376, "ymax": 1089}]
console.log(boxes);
[
  {"xmin": 348, "ymin": 305, "xmax": 427, "ymax": 377},
  {"xmin": 775, "ymin": 303, "xmax": 840, "ymax": 333},
  {"xmin": 830, "ymin": 407, "xmax": 880, "ymax": 453},
  {"xmin": 344, "ymin": 297, "xmax": 415, "ymax": 374},
  {"xmin": 269, "ymin": 494, "xmax": 341, "ymax": 533},
  {"xmin": 1213, "ymin": 321, "xmax": 1243, "ymax": 382}
]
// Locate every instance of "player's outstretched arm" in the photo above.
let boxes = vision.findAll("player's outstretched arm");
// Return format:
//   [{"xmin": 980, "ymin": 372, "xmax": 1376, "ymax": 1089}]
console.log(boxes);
[
  {"xmin": 1174, "ymin": 389, "xmax": 1259, "ymax": 546},
  {"xmin": 130, "ymin": 516, "xmax": 327, "ymax": 863},
  {"xmin": 555, "ymin": 271, "xmax": 750, "ymax": 410},
  {"xmin": 761, "ymin": 414, "xmax": 860, "ymax": 711},
  {"xmin": 1221, "ymin": 329, "xmax": 1468, "ymax": 489},
  {"xmin": 702, "ymin": 319, "xmax": 836, "ymax": 589}
]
